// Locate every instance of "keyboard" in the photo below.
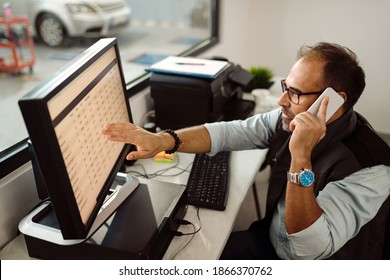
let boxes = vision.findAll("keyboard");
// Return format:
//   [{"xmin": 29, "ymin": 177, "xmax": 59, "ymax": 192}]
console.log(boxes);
[{"xmin": 186, "ymin": 151, "xmax": 230, "ymax": 210}]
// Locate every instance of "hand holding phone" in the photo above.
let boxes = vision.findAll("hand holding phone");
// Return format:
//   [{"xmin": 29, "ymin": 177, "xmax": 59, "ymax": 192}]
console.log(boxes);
[{"xmin": 307, "ymin": 87, "xmax": 344, "ymax": 122}]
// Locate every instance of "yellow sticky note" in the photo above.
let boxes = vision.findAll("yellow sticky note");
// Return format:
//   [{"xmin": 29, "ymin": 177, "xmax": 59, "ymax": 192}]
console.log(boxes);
[{"xmin": 153, "ymin": 151, "xmax": 175, "ymax": 163}]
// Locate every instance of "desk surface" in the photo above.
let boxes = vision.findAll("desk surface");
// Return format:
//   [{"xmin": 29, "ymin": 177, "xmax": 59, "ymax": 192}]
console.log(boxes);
[{"xmin": 0, "ymin": 149, "xmax": 267, "ymax": 260}]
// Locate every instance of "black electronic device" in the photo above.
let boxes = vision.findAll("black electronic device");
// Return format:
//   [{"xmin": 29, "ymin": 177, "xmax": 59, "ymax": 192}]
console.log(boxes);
[
  {"xmin": 150, "ymin": 63, "xmax": 255, "ymax": 130},
  {"xmin": 19, "ymin": 178, "xmax": 187, "ymax": 260},
  {"xmin": 18, "ymin": 38, "xmax": 135, "ymax": 239},
  {"xmin": 186, "ymin": 151, "xmax": 230, "ymax": 210}
]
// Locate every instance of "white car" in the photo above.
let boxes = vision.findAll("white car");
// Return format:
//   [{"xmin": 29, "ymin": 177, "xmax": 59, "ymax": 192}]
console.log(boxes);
[{"xmin": 1, "ymin": 0, "xmax": 131, "ymax": 47}]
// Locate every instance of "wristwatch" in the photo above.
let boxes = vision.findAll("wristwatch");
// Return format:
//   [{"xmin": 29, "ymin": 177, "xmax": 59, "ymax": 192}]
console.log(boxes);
[{"xmin": 287, "ymin": 169, "xmax": 315, "ymax": 187}]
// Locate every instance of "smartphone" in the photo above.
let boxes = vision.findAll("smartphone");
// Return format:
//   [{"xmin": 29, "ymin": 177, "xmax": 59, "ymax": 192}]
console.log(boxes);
[{"xmin": 307, "ymin": 87, "xmax": 344, "ymax": 122}]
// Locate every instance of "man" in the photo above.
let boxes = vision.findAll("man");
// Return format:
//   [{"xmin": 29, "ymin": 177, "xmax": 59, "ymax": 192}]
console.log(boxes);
[{"xmin": 102, "ymin": 42, "xmax": 390, "ymax": 259}]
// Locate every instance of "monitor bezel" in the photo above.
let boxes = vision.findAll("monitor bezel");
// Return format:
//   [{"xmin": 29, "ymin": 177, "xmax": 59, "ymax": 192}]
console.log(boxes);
[{"xmin": 19, "ymin": 38, "xmax": 132, "ymax": 239}]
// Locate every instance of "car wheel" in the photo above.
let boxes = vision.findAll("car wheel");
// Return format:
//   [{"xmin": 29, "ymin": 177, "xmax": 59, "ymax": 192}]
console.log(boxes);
[{"xmin": 37, "ymin": 13, "xmax": 67, "ymax": 47}]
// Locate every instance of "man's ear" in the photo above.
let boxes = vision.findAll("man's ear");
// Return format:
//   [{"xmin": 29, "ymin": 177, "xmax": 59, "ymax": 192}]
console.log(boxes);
[{"xmin": 338, "ymin": 91, "xmax": 347, "ymax": 102}]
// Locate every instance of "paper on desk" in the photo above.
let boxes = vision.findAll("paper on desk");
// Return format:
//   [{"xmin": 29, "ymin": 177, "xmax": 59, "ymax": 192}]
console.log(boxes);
[{"xmin": 145, "ymin": 56, "xmax": 230, "ymax": 79}]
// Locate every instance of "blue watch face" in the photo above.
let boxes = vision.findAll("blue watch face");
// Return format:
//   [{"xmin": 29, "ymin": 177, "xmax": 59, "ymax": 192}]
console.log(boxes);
[{"xmin": 299, "ymin": 170, "xmax": 315, "ymax": 187}]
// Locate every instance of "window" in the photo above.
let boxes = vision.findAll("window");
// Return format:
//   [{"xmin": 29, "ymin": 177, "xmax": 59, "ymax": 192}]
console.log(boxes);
[{"xmin": 0, "ymin": 0, "xmax": 219, "ymax": 176}]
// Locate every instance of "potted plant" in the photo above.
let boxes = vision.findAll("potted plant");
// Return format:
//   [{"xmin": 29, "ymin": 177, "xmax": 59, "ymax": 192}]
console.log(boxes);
[
  {"xmin": 246, "ymin": 66, "xmax": 275, "ymax": 112},
  {"xmin": 247, "ymin": 66, "xmax": 274, "ymax": 91}
]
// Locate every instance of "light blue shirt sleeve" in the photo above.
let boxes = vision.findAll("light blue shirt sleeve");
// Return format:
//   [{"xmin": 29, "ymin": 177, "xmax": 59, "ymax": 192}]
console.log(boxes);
[
  {"xmin": 204, "ymin": 108, "xmax": 281, "ymax": 155},
  {"xmin": 285, "ymin": 165, "xmax": 390, "ymax": 259}
]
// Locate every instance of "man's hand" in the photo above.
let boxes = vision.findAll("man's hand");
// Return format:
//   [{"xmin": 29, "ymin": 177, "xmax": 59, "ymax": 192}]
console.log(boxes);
[
  {"xmin": 102, "ymin": 123, "xmax": 172, "ymax": 160},
  {"xmin": 288, "ymin": 96, "xmax": 329, "ymax": 162}
]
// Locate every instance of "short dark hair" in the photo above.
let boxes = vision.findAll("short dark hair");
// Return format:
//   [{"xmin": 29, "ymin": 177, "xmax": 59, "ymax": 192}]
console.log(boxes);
[{"xmin": 297, "ymin": 42, "xmax": 366, "ymax": 110}]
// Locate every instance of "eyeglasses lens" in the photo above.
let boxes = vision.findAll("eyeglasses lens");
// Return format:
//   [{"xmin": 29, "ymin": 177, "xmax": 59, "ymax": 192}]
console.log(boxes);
[{"xmin": 281, "ymin": 80, "xmax": 299, "ymax": 104}]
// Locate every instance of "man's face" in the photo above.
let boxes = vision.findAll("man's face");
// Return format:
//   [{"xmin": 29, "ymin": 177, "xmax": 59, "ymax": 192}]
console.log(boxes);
[{"xmin": 278, "ymin": 57, "xmax": 326, "ymax": 131}]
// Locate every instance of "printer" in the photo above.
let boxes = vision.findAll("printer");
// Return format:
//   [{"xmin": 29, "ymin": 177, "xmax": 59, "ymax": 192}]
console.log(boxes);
[{"xmin": 150, "ymin": 60, "xmax": 254, "ymax": 129}]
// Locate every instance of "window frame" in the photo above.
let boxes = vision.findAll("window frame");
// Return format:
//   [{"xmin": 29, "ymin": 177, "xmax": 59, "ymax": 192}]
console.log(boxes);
[{"xmin": 0, "ymin": 0, "xmax": 220, "ymax": 179}]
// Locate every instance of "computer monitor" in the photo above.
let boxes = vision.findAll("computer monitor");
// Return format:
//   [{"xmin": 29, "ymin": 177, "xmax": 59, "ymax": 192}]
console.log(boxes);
[{"xmin": 19, "ymin": 38, "xmax": 132, "ymax": 239}]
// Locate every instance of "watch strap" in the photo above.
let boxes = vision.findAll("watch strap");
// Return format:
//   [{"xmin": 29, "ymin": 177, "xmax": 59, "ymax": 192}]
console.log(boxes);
[{"xmin": 287, "ymin": 171, "xmax": 300, "ymax": 184}]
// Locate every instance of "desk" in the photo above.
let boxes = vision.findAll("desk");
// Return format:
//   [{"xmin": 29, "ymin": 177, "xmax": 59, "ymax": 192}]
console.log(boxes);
[{"xmin": 0, "ymin": 149, "xmax": 267, "ymax": 260}]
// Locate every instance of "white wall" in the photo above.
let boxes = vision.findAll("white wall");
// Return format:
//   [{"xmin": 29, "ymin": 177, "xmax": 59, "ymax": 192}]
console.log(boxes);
[{"xmin": 204, "ymin": 0, "xmax": 390, "ymax": 134}]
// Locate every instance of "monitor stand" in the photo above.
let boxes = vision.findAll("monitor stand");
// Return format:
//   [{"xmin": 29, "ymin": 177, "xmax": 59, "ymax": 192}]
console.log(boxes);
[{"xmin": 19, "ymin": 174, "xmax": 187, "ymax": 259}]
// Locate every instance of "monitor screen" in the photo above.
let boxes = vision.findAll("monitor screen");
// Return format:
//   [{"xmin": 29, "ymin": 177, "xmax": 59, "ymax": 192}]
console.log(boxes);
[{"xmin": 19, "ymin": 38, "xmax": 132, "ymax": 239}]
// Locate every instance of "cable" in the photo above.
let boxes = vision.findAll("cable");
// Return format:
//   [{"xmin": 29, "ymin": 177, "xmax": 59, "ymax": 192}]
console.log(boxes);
[
  {"xmin": 170, "ymin": 207, "xmax": 202, "ymax": 259},
  {"xmin": 173, "ymin": 220, "xmax": 202, "ymax": 236},
  {"xmin": 125, "ymin": 153, "xmax": 193, "ymax": 179},
  {"xmin": 170, "ymin": 223, "xmax": 196, "ymax": 260}
]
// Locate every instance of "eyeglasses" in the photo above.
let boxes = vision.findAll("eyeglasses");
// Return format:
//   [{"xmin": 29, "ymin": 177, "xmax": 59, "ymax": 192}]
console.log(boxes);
[{"xmin": 281, "ymin": 79, "xmax": 324, "ymax": 105}]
